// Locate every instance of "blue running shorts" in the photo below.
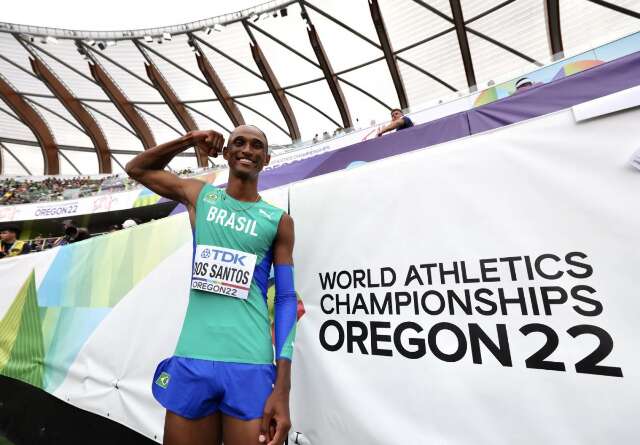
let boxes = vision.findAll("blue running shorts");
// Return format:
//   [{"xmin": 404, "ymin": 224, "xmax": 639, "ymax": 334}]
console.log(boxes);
[{"xmin": 151, "ymin": 356, "xmax": 275, "ymax": 420}]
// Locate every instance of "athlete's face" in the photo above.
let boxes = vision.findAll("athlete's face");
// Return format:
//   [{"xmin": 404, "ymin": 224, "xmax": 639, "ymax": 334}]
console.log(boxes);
[
  {"xmin": 391, "ymin": 110, "xmax": 403, "ymax": 120},
  {"xmin": 224, "ymin": 125, "xmax": 270, "ymax": 179}
]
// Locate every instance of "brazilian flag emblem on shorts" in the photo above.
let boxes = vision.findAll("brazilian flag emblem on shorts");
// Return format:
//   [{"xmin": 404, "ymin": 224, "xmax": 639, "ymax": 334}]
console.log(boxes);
[{"xmin": 156, "ymin": 372, "xmax": 171, "ymax": 389}]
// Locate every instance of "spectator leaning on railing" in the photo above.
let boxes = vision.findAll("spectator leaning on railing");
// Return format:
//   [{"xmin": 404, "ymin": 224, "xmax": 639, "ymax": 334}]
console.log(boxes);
[{"xmin": 376, "ymin": 108, "xmax": 414, "ymax": 137}]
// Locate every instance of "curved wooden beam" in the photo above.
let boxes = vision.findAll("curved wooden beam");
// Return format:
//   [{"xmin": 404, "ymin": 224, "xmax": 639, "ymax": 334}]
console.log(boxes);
[
  {"xmin": 143, "ymin": 61, "xmax": 208, "ymax": 167},
  {"xmin": 449, "ymin": 0, "xmax": 477, "ymax": 90},
  {"xmin": 0, "ymin": 75, "xmax": 60, "ymax": 174},
  {"xmin": 369, "ymin": 0, "xmax": 409, "ymax": 109},
  {"xmin": 544, "ymin": 0, "xmax": 564, "ymax": 60},
  {"xmin": 190, "ymin": 36, "xmax": 245, "ymax": 127},
  {"xmin": 243, "ymin": 22, "xmax": 301, "ymax": 141},
  {"xmin": 88, "ymin": 61, "xmax": 157, "ymax": 149},
  {"xmin": 306, "ymin": 22, "xmax": 352, "ymax": 128},
  {"xmin": 587, "ymin": 0, "xmax": 640, "ymax": 19},
  {"xmin": 29, "ymin": 57, "xmax": 111, "ymax": 173}
]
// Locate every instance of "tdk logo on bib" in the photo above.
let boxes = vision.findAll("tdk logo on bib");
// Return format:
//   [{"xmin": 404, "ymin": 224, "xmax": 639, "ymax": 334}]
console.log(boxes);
[{"xmin": 202, "ymin": 248, "xmax": 246, "ymax": 266}]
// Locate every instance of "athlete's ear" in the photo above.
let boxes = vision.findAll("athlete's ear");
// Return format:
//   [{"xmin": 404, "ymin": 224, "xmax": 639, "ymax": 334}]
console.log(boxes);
[
  {"xmin": 264, "ymin": 152, "xmax": 271, "ymax": 166},
  {"xmin": 222, "ymin": 145, "xmax": 230, "ymax": 160}
]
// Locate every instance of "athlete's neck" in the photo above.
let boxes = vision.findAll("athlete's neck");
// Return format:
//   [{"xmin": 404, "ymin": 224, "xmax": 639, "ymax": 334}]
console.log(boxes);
[{"xmin": 225, "ymin": 175, "xmax": 259, "ymax": 202}]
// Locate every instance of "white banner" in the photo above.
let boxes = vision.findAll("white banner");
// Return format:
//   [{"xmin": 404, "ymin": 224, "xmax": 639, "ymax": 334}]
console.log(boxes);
[
  {"xmin": 1, "ymin": 108, "xmax": 639, "ymax": 443},
  {"xmin": 0, "ymin": 189, "xmax": 141, "ymax": 222},
  {"xmin": 265, "ymin": 128, "xmax": 377, "ymax": 171},
  {"xmin": 289, "ymin": 108, "xmax": 640, "ymax": 444}
]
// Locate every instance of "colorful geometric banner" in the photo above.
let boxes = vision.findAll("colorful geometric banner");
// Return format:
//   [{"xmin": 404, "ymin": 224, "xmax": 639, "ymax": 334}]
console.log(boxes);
[{"xmin": 0, "ymin": 187, "xmax": 288, "ymax": 442}]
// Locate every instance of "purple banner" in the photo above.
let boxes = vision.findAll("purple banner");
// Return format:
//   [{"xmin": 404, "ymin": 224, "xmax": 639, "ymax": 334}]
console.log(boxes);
[
  {"xmin": 235, "ymin": 50, "xmax": 640, "ymax": 192},
  {"xmin": 257, "ymin": 113, "xmax": 471, "ymax": 191},
  {"xmin": 468, "ymin": 50, "xmax": 640, "ymax": 132}
]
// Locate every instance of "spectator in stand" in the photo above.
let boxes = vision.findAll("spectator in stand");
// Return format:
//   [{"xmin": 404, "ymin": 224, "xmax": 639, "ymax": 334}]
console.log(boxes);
[
  {"xmin": 44, "ymin": 235, "xmax": 55, "ymax": 250},
  {"xmin": 0, "ymin": 226, "xmax": 30, "ymax": 258},
  {"xmin": 0, "ymin": 175, "xmax": 138, "ymax": 205},
  {"xmin": 54, "ymin": 220, "xmax": 91, "ymax": 246},
  {"xmin": 73, "ymin": 228, "xmax": 91, "ymax": 242},
  {"xmin": 26, "ymin": 234, "xmax": 42, "ymax": 253},
  {"xmin": 0, "ymin": 170, "xmax": 223, "ymax": 206},
  {"xmin": 176, "ymin": 168, "xmax": 195, "ymax": 176},
  {"xmin": 511, "ymin": 77, "xmax": 542, "ymax": 95},
  {"xmin": 515, "ymin": 77, "xmax": 533, "ymax": 91},
  {"xmin": 312, "ymin": 134, "xmax": 319, "ymax": 144},
  {"xmin": 122, "ymin": 219, "xmax": 138, "ymax": 229},
  {"xmin": 376, "ymin": 108, "xmax": 414, "ymax": 137}
]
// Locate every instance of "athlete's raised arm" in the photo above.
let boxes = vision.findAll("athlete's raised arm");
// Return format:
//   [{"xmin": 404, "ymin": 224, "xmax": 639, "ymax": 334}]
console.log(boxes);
[
  {"xmin": 125, "ymin": 130, "xmax": 224, "ymax": 208},
  {"xmin": 261, "ymin": 213, "xmax": 296, "ymax": 445}
]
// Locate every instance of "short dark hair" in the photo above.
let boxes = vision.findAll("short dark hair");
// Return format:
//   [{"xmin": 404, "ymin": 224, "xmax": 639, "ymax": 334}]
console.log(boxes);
[
  {"xmin": 1, "ymin": 225, "xmax": 20, "ymax": 237},
  {"xmin": 229, "ymin": 125, "xmax": 270, "ymax": 154},
  {"xmin": 391, "ymin": 108, "xmax": 403, "ymax": 115}
]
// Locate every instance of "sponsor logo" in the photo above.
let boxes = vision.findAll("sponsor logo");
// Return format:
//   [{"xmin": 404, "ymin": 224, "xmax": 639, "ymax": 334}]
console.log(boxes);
[
  {"xmin": 34, "ymin": 203, "xmax": 79, "ymax": 218},
  {"xmin": 201, "ymin": 248, "xmax": 211, "ymax": 258},
  {"xmin": 203, "ymin": 192, "xmax": 219, "ymax": 204},
  {"xmin": 207, "ymin": 249, "xmax": 246, "ymax": 266},
  {"xmin": 259, "ymin": 209, "xmax": 272, "ymax": 220},
  {"xmin": 155, "ymin": 372, "xmax": 171, "ymax": 389},
  {"xmin": 92, "ymin": 196, "xmax": 112, "ymax": 212}
]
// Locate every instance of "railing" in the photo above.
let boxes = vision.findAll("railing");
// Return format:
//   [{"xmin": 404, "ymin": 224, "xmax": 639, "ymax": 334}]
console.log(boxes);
[{"xmin": 0, "ymin": 0, "xmax": 297, "ymax": 41}]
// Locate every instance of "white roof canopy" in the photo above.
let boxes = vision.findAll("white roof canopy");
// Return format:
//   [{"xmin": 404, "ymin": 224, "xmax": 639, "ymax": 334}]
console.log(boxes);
[{"xmin": 0, "ymin": 0, "xmax": 638, "ymax": 175}]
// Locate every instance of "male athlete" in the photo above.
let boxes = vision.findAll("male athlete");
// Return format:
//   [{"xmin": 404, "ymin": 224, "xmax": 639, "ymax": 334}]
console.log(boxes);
[{"xmin": 125, "ymin": 125, "xmax": 297, "ymax": 445}]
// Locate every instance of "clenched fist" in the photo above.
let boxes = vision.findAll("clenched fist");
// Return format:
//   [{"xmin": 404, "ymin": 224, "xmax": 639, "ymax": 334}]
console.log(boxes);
[{"xmin": 190, "ymin": 130, "xmax": 224, "ymax": 158}]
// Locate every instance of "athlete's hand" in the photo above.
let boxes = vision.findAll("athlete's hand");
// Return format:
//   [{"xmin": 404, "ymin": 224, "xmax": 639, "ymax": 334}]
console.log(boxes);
[
  {"xmin": 190, "ymin": 130, "xmax": 224, "ymax": 158},
  {"xmin": 259, "ymin": 389, "xmax": 291, "ymax": 445}
]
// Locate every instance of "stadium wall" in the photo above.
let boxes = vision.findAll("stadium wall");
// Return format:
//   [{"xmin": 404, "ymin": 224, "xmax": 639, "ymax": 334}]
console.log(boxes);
[
  {"xmin": 0, "ymin": 375, "xmax": 153, "ymax": 445},
  {"xmin": 0, "ymin": 99, "xmax": 638, "ymax": 443}
]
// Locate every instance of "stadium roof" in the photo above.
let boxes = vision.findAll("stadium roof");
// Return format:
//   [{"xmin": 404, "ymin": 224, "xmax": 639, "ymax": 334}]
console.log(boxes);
[{"xmin": 0, "ymin": 0, "xmax": 638, "ymax": 175}]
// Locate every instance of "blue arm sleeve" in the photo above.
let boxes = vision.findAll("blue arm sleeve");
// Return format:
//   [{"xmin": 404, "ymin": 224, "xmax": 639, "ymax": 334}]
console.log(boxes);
[{"xmin": 274, "ymin": 264, "xmax": 297, "ymax": 361}]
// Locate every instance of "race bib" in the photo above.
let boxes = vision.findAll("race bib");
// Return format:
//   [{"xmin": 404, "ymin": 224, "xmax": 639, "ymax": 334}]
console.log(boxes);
[{"xmin": 191, "ymin": 245, "xmax": 257, "ymax": 299}]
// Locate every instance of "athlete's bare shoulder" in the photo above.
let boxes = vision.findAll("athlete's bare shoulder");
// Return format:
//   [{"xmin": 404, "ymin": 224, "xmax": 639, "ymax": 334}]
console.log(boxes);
[
  {"xmin": 278, "ymin": 213, "xmax": 294, "ymax": 232},
  {"xmin": 274, "ymin": 213, "xmax": 294, "ymax": 265}
]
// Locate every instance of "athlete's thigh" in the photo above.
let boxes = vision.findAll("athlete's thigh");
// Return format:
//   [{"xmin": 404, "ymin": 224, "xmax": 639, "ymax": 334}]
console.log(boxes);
[
  {"xmin": 163, "ymin": 410, "xmax": 222, "ymax": 445},
  {"xmin": 222, "ymin": 415, "xmax": 263, "ymax": 445}
]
